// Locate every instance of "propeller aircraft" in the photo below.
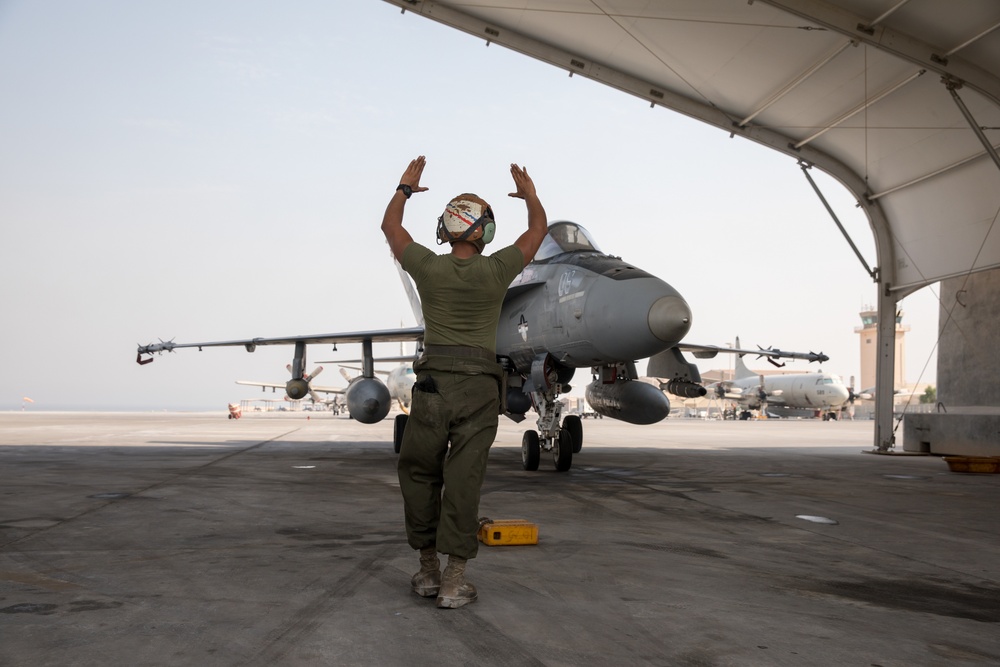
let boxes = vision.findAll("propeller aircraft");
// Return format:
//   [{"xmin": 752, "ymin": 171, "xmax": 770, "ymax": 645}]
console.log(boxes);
[
  {"xmin": 236, "ymin": 365, "xmax": 349, "ymax": 414},
  {"xmin": 695, "ymin": 338, "xmax": 851, "ymax": 420}
]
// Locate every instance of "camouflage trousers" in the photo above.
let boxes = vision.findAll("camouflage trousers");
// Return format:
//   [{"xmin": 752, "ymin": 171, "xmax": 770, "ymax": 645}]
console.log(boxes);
[{"xmin": 397, "ymin": 357, "xmax": 501, "ymax": 560}]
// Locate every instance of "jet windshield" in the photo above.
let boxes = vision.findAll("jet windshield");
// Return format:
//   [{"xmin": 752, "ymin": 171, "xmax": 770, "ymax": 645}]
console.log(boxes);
[{"xmin": 535, "ymin": 222, "xmax": 602, "ymax": 260}]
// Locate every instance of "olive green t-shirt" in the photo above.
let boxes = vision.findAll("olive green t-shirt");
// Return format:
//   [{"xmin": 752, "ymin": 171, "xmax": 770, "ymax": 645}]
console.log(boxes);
[{"xmin": 402, "ymin": 243, "xmax": 524, "ymax": 353}]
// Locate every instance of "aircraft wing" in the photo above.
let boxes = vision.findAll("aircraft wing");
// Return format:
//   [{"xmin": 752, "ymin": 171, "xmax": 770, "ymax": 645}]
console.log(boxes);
[
  {"xmin": 336, "ymin": 365, "xmax": 388, "ymax": 377},
  {"xmin": 315, "ymin": 355, "xmax": 416, "ymax": 364},
  {"xmin": 235, "ymin": 380, "xmax": 345, "ymax": 395},
  {"xmin": 137, "ymin": 326, "xmax": 425, "ymax": 361},
  {"xmin": 235, "ymin": 381, "xmax": 284, "ymax": 390},
  {"xmin": 306, "ymin": 384, "xmax": 346, "ymax": 395},
  {"xmin": 676, "ymin": 343, "xmax": 828, "ymax": 364}
]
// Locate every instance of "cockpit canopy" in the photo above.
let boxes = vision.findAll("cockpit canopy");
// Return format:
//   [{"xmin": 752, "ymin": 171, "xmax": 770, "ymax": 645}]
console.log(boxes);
[{"xmin": 535, "ymin": 221, "xmax": 602, "ymax": 260}]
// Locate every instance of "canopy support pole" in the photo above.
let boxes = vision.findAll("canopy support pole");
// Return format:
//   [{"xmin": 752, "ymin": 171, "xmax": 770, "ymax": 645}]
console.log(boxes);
[
  {"xmin": 945, "ymin": 79, "xmax": 1000, "ymax": 174},
  {"xmin": 800, "ymin": 162, "xmax": 878, "ymax": 281}
]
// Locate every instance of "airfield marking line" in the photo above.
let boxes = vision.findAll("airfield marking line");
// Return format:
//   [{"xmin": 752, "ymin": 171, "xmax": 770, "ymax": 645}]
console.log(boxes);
[{"xmin": 0, "ymin": 428, "xmax": 302, "ymax": 551}]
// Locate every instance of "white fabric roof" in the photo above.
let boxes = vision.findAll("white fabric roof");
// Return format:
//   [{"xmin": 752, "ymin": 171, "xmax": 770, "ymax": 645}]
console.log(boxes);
[{"xmin": 382, "ymin": 0, "xmax": 1000, "ymax": 296}]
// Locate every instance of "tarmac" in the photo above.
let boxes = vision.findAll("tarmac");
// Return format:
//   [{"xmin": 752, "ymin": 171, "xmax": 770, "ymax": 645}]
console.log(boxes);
[{"xmin": 1, "ymin": 411, "xmax": 999, "ymax": 667}]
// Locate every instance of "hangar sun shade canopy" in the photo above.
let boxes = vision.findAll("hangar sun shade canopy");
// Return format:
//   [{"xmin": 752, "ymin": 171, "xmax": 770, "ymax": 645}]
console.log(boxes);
[{"xmin": 381, "ymin": 0, "xmax": 1000, "ymax": 297}]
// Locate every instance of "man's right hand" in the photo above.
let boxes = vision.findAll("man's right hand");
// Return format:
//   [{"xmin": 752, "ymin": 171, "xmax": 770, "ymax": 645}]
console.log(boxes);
[
  {"xmin": 508, "ymin": 163, "xmax": 547, "ymax": 266},
  {"xmin": 508, "ymin": 163, "xmax": 536, "ymax": 200}
]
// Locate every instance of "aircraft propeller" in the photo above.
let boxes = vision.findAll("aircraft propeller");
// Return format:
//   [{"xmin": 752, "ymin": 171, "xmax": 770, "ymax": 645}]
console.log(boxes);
[
  {"xmin": 846, "ymin": 376, "xmax": 872, "ymax": 403},
  {"xmin": 286, "ymin": 364, "xmax": 324, "ymax": 383}
]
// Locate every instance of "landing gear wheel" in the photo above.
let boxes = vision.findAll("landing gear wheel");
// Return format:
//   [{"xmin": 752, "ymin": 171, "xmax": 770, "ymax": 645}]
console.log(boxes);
[
  {"xmin": 393, "ymin": 414, "xmax": 408, "ymax": 454},
  {"xmin": 521, "ymin": 430, "xmax": 540, "ymax": 471},
  {"xmin": 553, "ymin": 428, "xmax": 573, "ymax": 472},
  {"xmin": 562, "ymin": 415, "xmax": 583, "ymax": 454}
]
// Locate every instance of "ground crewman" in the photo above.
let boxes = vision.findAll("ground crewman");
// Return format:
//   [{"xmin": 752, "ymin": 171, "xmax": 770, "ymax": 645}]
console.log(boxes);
[{"xmin": 381, "ymin": 155, "xmax": 547, "ymax": 608}]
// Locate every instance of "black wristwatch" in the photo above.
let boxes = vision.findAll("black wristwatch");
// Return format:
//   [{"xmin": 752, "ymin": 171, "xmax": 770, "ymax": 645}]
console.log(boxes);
[{"xmin": 396, "ymin": 184, "xmax": 413, "ymax": 199}]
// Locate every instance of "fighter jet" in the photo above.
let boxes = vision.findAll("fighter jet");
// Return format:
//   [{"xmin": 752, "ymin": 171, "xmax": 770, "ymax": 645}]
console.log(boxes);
[{"xmin": 137, "ymin": 221, "xmax": 827, "ymax": 471}]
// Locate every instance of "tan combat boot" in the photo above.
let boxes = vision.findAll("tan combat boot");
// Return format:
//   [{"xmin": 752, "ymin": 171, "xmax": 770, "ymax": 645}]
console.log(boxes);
[
  {"xmin": 436, "ymin": 555, "xmax": 477, "ymax": 609},
  {"xmin": 411, "ymin": 547, "xmax": 441, "ymax": 597}
]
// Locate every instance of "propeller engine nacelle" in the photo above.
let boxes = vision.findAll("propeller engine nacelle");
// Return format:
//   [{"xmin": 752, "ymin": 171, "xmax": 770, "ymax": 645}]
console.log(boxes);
[
  {"xmin": 285, "ymin": 378, "xmax": 310, "ymax": 401},
  {"xmin": 345, "ymin": 377, "xmax": 391, "ymax": 424},
  {"xmin": 585, "ymin": 379, "xmax": 670, "ymax": 425}
]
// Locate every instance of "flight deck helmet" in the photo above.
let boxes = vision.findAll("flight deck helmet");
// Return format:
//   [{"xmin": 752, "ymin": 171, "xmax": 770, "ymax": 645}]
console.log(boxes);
[{"xmin": 436, "ymin": 193, "xmax": 495, "ymax": 252}]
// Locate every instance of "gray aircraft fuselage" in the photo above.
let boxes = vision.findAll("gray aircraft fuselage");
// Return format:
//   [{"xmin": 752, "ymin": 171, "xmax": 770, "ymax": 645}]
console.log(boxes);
[{"xmin": 497, "ymin": 221, "xmax": 692, "ymax": 377}]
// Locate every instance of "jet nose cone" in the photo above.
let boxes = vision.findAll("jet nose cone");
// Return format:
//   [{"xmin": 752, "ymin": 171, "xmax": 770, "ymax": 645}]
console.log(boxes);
[{"xmin": 648, "ymin": 295, "xmax": 692, "ymax": 344}]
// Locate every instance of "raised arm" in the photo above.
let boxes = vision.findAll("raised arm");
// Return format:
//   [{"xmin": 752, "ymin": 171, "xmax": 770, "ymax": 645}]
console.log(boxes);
[
  {"xmin": 508, "ymin": 164, "xmax": 548, "ymax": 266},
  {"xmin": 381, "ymin": 156, "xmax": 429, "ymax": 262}
]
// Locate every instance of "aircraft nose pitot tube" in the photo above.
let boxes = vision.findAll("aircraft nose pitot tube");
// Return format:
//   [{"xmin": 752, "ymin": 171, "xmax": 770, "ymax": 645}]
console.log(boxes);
[
  {"xmin": 647, "ymin": 295, "xmax": 692, "ymax": 344},
  {"xmin": 345, "ymin": 377, "xmax": 391, "ymax": 424}
]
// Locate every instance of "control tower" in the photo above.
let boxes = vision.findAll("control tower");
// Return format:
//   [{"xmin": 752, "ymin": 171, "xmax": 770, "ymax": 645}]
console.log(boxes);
[{"xmin": 855, "ymin": 305, "xmax": 909, "ymax": 391}]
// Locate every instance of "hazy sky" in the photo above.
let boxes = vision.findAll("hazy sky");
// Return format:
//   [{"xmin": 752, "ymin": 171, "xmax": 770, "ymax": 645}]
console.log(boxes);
[{"xmin": 0, "ymin": 1, "xmax": 940, "ymax": 411}]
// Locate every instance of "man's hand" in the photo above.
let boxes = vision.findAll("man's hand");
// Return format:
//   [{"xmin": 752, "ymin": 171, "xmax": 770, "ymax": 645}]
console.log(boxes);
[
  {"xmin": 399, "ymin": 155, "xmax": 429, "ymax": 194},
  {"xmin": 508, "ymin": 163, "xmax": 536, "ymax": 200},
  {"xmin": 383, "ymin": 155, "xmax": 429, "ymax": 263},
  {"xmin": 509, "ymin": 163, "xmax": 547, "ymax": 266}
]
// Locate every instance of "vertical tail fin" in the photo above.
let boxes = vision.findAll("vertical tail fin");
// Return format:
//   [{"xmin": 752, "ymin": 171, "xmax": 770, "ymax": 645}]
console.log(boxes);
[
  {"xmin": 394, "ymin": 257, "xmax": 424, "ymax": 328},
  {"xmin": 733, "ymin": 336, "xmax": 755, "ymax": 380}
]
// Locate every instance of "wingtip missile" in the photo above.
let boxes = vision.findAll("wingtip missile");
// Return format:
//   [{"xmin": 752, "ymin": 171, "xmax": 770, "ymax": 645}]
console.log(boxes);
[
  {"xmin": 753, "ymin": 345, "xmax": 829, "ymax": 364},
  {"xmin": 136, "ymin": 338, "xmax": 177, "ymax": 364}
]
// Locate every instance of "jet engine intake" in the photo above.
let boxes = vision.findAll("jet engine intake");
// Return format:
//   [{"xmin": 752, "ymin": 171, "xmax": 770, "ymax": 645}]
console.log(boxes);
[
  {"xmin": 345, "ymin": 377, "xmax": 391, "ymax": 424},
  {"xmin": 285, "ymin": 378, "xmax": 310, "ymax": 401},
  {"xmin": 585, "ymin": 379, "xmax": 670, "ymax": 425},
  {"xmin": 530, "ymin": 353, "xmax": 557, "ymax": 391},
  {"xmin": 666, "ymin": 380, "xmax": 707, "ymax": 399}
]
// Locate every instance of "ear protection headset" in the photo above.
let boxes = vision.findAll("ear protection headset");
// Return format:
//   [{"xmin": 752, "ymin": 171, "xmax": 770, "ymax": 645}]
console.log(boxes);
[{"xmin": 481, "ymin": 209, "xmax": 496, "ymax": 244}]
